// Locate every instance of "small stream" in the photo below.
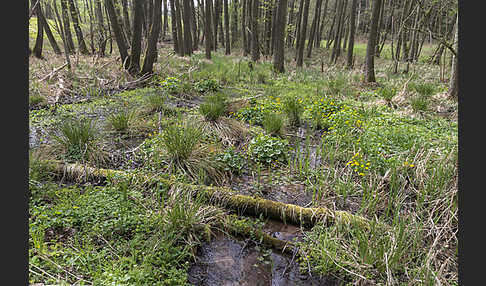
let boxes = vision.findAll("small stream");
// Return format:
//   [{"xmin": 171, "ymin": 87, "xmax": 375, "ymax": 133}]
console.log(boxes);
[{"xmin": 187, "ymin": 220, "xmax": 339, "ymax": 286}]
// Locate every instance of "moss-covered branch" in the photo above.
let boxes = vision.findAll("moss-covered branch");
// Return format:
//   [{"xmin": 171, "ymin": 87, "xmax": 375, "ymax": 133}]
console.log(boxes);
[{"xmin": 38, "ymin": 160, "xmax": 376, "ymax": 230}]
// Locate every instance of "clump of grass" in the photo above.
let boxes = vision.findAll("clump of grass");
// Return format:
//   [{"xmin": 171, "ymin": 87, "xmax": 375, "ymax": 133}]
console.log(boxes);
[
  {"xmin": 144, "ymin": 90, "xmax": 169, "ymax": 113},
  {"xmin": 199, "ymin": 93, "xmax": 228, "ymax": 121},
  {"xmin": 107, "ymin": 110, "xmax": 135, "ymax": 133},
  {"xmin": 29, "ymin": 94, "xmax": 47, "ymax": 106},
  {"xmin": 164, "ymin": 186, "xmax": 224, "ymax": 247},
  {"xmin": 410, "ymin": 95, "xmax": 429, "ymax": 112},
  {"xmin": 53, "ymin": 118, "xmax": 105, "ymax": 164},
  {"xmin": 155, "ymin": 123, "xmax": 228, "ymax": 184},
  {"xmin": 325, "ymin": 73, "xmax": 349, "ymax": 96},
  {"xmin": 283, "ymin": 95, "xmax": 304, "ymax": 127},
  {"xmin": 408, "ymin": 81, "xmax": 436, "ymax": 97},
  {"xmin": 377, "ymin": 85, "xmax": 396, "ymax": 105},
  {"xmin": 262, "ymin": 112, "xmax": 284, "ymax": 136}
]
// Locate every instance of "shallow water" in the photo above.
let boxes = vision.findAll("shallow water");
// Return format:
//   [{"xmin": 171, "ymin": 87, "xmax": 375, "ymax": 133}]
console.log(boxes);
[{"xmin": 187, "ymin": 220, "xmax": 338, "ymax": 286}]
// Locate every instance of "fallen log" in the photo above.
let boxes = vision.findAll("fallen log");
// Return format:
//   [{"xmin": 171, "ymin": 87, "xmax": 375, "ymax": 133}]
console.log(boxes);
[{"xmin": 38, "ymin": 160, "xmax": 377, "ymax": 230}]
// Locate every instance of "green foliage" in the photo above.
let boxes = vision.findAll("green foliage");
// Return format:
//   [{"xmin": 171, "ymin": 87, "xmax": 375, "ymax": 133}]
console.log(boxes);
[
  {"xmin": 262, "ymin": 112, "xmax": 284, "ymax": 135},
  {"xmin": 194, "ymin": 78, "xmax": 221, "ymax": 93},
  {"xmin": 108, "ymin": 109, "xmax": 135, "ymax": 132},
  {"xmin": 161, "ymin": 123, "xmax": 203, "ymax": 162},
  {"xmin": 199, "ymin": 93, "xmax": 228, "ymax": 121},
  {"xmin": 52, "ymin": 117, "xmax": 102, "ymax": 162},
  {"xmin": 215, "ymin": 147, "xmax": 245, "ymax": 175},
  {"xmin": 160, "ymin": 77, "xmax": 181, "ymax": 94},
  {"xmin": 248, "ymin": 133, "xmax": 289, "ymax": 165},
  {"xmin": 324, "ymin": 73, "xmax": 353, "ymax": 97},
  {"xmin": 408, "ymin": 81, "xmax": 436, "ymax": 96},
  {"xmin": 377, "ymin": 85, "xmax": 397, "ymax": 104},
  {"xmin": 410, "ymin": 95, "xmax": 429, "ymax": 112},
  {"xmin": 283, "ymin": 95, "xmax": 304, "ymax": 127},
  {"xmin": 144, "ymin": 90, "xmax": 169, "ymax": 113},
  {"xmin": 305, "ymin": 98, "xmax": 345, "ymax": 130},
  {"xmin": 29, "ymin": 94, "xmax": 47, "ymax": 106}
]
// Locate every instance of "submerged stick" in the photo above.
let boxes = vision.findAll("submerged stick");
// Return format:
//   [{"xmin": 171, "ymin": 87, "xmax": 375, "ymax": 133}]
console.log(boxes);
[{"xmin": 39, "ymin": 160, "xmax": 376, "ymax": 230}]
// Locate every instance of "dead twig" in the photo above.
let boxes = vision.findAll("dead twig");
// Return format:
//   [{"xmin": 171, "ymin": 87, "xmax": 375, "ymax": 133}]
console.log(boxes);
[{"xmin": 39, "ymin": 63, "xmax": 68, "ymax": 82}]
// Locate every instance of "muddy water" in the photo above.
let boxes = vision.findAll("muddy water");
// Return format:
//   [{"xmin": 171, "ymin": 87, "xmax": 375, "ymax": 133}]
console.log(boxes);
[{"xmin": 188, "ymin": 220, "xmax": 338, "ymax": 286}]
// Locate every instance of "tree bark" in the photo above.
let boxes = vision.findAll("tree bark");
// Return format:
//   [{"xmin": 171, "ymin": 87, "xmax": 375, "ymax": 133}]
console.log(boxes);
[
  {"xmin": 141, "ymin": 0, "xmax": 163, "ymax": 74},
  {"xmin": 60, "ymin": 0, "xmax": 76, "ymax": 53},
  {"xmin": 32, "ymin": 0, "xmax": 44, "ymax": 58},
  {"xmin": 242, "ymin": 0, "xmax": 249, "ymax": 55},
  {"xmin": 205, "ymin": 0, "xmax": 213, "ymax": 58},
  {"xmin": 67, "ymin": 0, "xmax": 89, "ymax": 54},
  {"xmin": 295, "ymin": 0, "xmax": 309, "ymax": 67},
  {"xmin": 95, "ymin": 0, "xmax": 107, "ymax": 56},
  {"xmin": 169, "ymin": 0, "xmax": 180, "ymax": 53},
  {"xmin": 346, "ymin": 0, "xmax": 357, "ymax": 68},
  {"xmin": 162, "ymin": 0, "xmax": 168, "ymax": 40},
  {"xmin": 182, "ymin": 0, "xmax": 194, "ymax": 55},
  {"xmin": 250, "ymin": 0, "xmax": 260, "ymax": 61},
  {"xmin": 273, "ymin": 0, "xmax": 287, "ymax": 73},
  {"xmin": 231, "ymin": 0, "xmax": 238, "ymax": 45},
  {"xmin": 448, "ymin": 14, "xmax": 458, "ymax": 100},
  {"xmin": 129, "ymin": 0, "xmax": 144, "ymax": 73},
  {"xmin": 175, "ymin": 0, "xmax": 185, "ymax": 55},
  {"xmin": 305, "ymin": 0, "xmax": 322, "ymax": 58},
  {"xmin": 105, "ymin": 0, "xmax": 130, "ymax": 69},
  {"xmin": 364, "ymin": 0, "xmax": 382, "ymax": 82},
  {"xmin": 224, "ymin": 0, "xmax": 231, "ymax": 54}
]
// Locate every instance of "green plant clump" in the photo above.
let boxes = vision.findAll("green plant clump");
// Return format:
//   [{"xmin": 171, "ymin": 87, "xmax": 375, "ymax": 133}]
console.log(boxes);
[
  {"xmin": 194, "ymin": 78, "xmax": 221, "ymax": 93},
  {"xmin": 108, "ymin": 109, "xmax": 135, "ymax": 133},
  {"xmin": 199, "ymin": 93, "xmax": 227, "ymax": 121},
  {"xmin": 247, "ymin": 133, "xmax": 289, "ymax": 165},
  {"xmin": 215, "ymin": 147, "xmax": 245, "ymax": 175},
  {"xmin": 262, "ymin": 112, "xmax": 284, "ymax": 136},
  {"xmin": 53, "ymin": 118, "xmax": 101, "ymax": 162},
  {"xmin": 283, "ymin": 95, "xmax": 304, "ymax": 127},
  {"xmin": 160, "ymin": 77, "xmax": 181, "ymax": 94}
]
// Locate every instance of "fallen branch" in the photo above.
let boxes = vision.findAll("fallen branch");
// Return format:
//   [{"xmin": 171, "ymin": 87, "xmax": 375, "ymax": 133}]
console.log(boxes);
[
  {"xmin": 39, "ymin": 63, "xmax": 68, "ymax": 82},
  {"xmin": 39, "ymin": 160, "xmax": 377, "ymax": 230}
]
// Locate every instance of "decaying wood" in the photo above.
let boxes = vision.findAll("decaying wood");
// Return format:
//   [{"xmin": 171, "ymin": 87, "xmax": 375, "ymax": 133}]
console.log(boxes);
[{"xmin": 39, "ymin": 160, "xmax": 377, "ymax": 230}]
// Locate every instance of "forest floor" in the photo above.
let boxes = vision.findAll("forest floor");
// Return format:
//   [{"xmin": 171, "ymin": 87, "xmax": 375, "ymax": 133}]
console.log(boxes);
[{"xmin": 29, "ymin": 38, "xmax": 458, "ymax": 285}]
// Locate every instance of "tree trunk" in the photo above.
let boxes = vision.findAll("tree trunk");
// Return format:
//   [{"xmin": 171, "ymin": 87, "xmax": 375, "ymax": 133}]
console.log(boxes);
[
  {"xmin": 162, "ymin": 0, "xmax": 168, "ymax": 40},
  {"xmin": 242, "ymin": 0, "xmax": 249, "ymax": 55},
  {"xmin": 224, "ymin": 0, "xmax": 231, "ymax": 54},
  {"xmin": 175, "ymin": 0, "xmax": 185, "ymax": 55},
  {"xmin": 305, "ymin": 0, "xmax": 322, "ymax": 58},
  {"xmin": 129, "ymin": 0, "xmax": 144, "ymax": 73},
  {"xmin": 181, "ymin": 0, "xmax": 194, "ymax": 55},
  {"xmin": 315, "ymin": 0, "xmax": 328, "ymax": 48},
  {"xmin": 60, "ymin": 0, "xmax": 76, "ymax": 53},
  {"xmin": 250, "ymin": 0, "xmax": 260, "ymax": 61},
  {"xmin": 67, "ymin": 0, "xmax": 89, "ymax": 54},
  {"xmin": 364, "ymin": 0, "xmax": 382, "ymax": 82},
  {"xmin": 346, "ymin": 0, "xmax": 358, "ymax": 68},
  {"xmin": 141, "ymin": 0, "xmax": 163, "ymax": 74},
  {"xmin": 213, "ymin": 0, "xmax": 220, "ymax": 49},
  {"xmin": 295, "ymin": 0, "xmax": 309, "ymax": 67},
  {"xmin": 285, "ymin": 0, "xmax": 295, "ymax": 48},
  {"xmin": 169, "ymin": 0, "xmax": 180, "ymax": 53},
  {"xmin": 448, "ymin": 14, "xmax": 458, "ymax": 100},
  {"xmin": 190, "ymin": 0, "xmax": 199, "ymax": 50},
  {"xmin": 205, "ymin": 0, "xmax": 213, "ymax": 58},
  {"xmin": 121, "ymin": 0, "xmax": 131, "ymax": 39},
  {"xmin": 105, "ymin": 0, "xmax": 130, "ymax": 69},
  {"xmin": 31, "ymin": 0, "xmax": 44, "ymax": 58},
  {"xmin": 231, "ymin": 0, "xmax": 239, "ymax": 45},
  {"xmin": 293, "ymin": 0, "xmax": 304, "ymax": 51},
  {"xmin": 330, "ymin": 0, "xmax": 346, "ymax": 64},
  {"xmin": 42, "ymin": 160, "xmax": 376, "ymax": 230},
  {"xmin": 95, "ymin": 0, "xmax": 107, "ymax": 56},
  {"xmin": 273, "ymin": 0, "xmax": 288, "ymax": 73}
]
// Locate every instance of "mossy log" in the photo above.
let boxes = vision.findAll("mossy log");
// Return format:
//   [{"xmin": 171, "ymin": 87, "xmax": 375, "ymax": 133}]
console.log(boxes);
[{"xmin": 39, "ymin": 160, "xmax": 375, "ymax": 230}]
